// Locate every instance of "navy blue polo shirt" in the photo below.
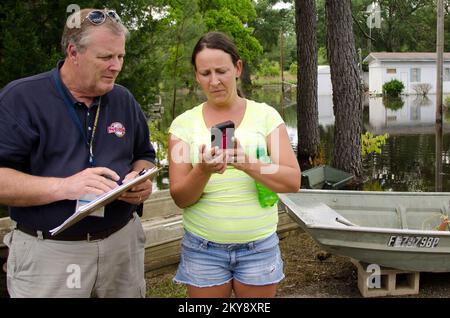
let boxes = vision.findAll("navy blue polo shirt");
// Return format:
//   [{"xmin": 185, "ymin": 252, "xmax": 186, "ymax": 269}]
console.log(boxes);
[{"xmin": 0, "ymin": 61, "xmax": 156, "ymax": 235}]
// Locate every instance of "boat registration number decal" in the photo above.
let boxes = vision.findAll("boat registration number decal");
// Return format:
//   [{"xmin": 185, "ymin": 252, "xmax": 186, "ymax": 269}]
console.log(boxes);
[{"xmin": 387, "ymin": 236, "xmax": 439, "ymax": 248}]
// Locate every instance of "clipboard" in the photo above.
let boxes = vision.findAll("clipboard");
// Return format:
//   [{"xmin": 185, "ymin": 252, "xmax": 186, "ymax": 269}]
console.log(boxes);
[{"xmin": 50, "ymin": 166, "xmax": 161, "ymax": 236}]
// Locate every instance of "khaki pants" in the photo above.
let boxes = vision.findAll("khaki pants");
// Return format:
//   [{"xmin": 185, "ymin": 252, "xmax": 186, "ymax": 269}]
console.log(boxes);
[{"xmin": 3, "ymin": 213, "xmax": 146, "ymax": 298}]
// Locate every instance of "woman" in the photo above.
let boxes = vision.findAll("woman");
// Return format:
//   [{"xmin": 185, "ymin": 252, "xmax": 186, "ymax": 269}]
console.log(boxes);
[{"xmin": 168, "ymin": 32, "xmax": 300, "ymax": 298}]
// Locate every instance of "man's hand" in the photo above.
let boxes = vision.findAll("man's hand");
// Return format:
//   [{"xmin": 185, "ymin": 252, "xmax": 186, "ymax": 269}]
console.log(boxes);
[
  {"xmin": 58, "ymin": 167, "xmax": 120, "ymax": 200},
  {"xmin": 118, "ymin": 170, "xmax": 153, "ymax": 205}
]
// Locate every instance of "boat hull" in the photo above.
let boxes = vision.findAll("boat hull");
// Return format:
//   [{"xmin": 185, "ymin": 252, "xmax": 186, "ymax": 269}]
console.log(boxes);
[
  {"xmin": 280, "ymin": 190, "xmax": 450, "ymax": 272},
  {"xmin": 311, "ymin": 227, "xmax": 450, "ymax": 272}
]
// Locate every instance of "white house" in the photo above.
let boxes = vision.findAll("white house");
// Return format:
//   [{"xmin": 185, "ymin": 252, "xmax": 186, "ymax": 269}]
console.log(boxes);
[
  {"xmin": 318, "ymin": 65, "xmax": 332, "ymax": 95},
  {"xmin": 364, "ymin": 52, "xmax": 450, "ymax": 95}
]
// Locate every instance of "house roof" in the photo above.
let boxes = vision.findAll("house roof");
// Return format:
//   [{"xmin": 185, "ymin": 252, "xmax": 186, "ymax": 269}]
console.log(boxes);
[{"xmin": 364, "ymin": 52, "xmax": 450, "ymax": 63}]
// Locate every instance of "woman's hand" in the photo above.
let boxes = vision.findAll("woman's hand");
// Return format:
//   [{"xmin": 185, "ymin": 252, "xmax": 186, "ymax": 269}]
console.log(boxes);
[
  {"xmin": 197, "ymin": 144, "xmax": 227, "ymax": 175},
  {"xmin": 229, "ymin": 137, "xmax": 251, "ymax": 172}
]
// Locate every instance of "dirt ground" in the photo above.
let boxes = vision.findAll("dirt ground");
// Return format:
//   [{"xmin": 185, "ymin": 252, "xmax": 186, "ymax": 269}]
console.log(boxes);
[{"xmin": 146, "ymin": 229, "xmax": 450, "ymax": 298}]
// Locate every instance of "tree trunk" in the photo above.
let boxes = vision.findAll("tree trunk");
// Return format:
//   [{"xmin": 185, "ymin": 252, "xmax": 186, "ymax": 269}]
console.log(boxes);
[
  {"xmin": 240, "ymin": 61, "xmax": 252, "ymax": 89},
  {"xmin": 171, "ymin": 33, "xmax": 181, "ymax": 120},
  {"xmin": 295, "ymin": 0, "xmax": 320, "ymax": 170},
  {"xmin": 325, "ymin": 0, "xmax": 363, "ymax": 177}
]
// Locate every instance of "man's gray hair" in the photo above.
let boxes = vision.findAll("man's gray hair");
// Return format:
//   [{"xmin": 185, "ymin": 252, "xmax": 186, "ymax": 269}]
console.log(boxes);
[{"xmin": 61, "ymin": 8, "xmax": 129, "ymax": 56}]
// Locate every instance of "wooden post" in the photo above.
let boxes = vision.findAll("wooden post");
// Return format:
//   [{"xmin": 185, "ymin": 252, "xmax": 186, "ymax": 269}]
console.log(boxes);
[
  {"xmin": 280, "ymin": 29, "xmax": 285, "ymax": 119},
  {"xmin": 436, "ymin": 0, "xmax": 444, "ymax": 125},
  {"xmin": 436, "ymin": 0, "xmax": 444, "ymax": 191}
]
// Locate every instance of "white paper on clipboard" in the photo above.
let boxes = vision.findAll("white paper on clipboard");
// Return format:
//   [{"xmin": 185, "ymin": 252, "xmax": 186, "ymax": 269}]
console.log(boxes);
[{"xmin": 50, "ymin": 167, "xmax": 161, "ymax": 236}]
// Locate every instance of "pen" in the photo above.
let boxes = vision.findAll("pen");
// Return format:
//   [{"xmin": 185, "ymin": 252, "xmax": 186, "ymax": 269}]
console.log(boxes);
[{"xmin": 138, "ymin": 168, "xmax": 147, "ymax": 176}]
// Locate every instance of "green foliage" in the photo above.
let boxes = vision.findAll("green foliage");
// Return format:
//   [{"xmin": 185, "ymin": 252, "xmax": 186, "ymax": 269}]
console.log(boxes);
[
  {"xmin": 113, "ymin": 0, "xmax": 169, "ymax": 114},
  {"xmin": 361, "ymin": 132, "xmax": 389, "ymax": 157},
  {"xmin": 199, "ymin": 0, "xmax": 257, "ymax": 23},
  {"xmin": 382, "ymin": 79, "xmax": 405, "ymax": 97},
  {"xmin": 250, "ymin": 1, "xmax": 295, "ymax": 78},
  {"xmin": 316, "ymin": 0, "xmax": 327, "ymax": 53},
  {"xmin": 197, "ymin": 0, "xmax": 262, "ymax": 64},
  {"xmin": 0, "ymin": 0, "xmax": 167, "ymax": 114},
  {"xmin": 257, "ymin": 59, "xmax": 280, "ymax": 77},
  {"xmin": 0, "ymin": 1, "xmax": 66, "ymax": 87},
  {"xmin": 352, "ymin": 0, "xmax": 436, "ymax": 53},
  {"xmin": 149, "ymin": 122, "xmax": 169, "ymax": 164},
  {"xmin": 318, "ymin": 46, "xmax": 328, "ymax": 65},
  {"xmin": 289, "ymin": 62, "xmax": 297, "ymax": 75},
  {"xmin": 363, "ymin": 180, "xmax": 384, "ymax": 191},
  {"xmin": 282, "ymin": 33, "xmax": 297, "ymax": 69},
  {"xmin": 252, "ymin": 0, "xmax": 294, "ymax": 48},
  {"xmin": 203, "ymin": 8, "xmax": 263, "ymax": 63},
  {"xmin": 159, "ymin": 0, "xmax": 205, "ymax": 118},
  {"xmin": 444, "ymin": 95, "xmax": 450, "ymax": 108}
]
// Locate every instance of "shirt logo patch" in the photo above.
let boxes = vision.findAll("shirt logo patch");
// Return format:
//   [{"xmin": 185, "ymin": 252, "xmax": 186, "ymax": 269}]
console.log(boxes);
[{"xmin": 107, "ymin": 122, "xmax": 126, "ymax": 138}]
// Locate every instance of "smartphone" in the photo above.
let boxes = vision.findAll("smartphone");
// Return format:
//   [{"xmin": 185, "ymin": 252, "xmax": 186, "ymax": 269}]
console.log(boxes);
[{"xmin": 211, "ymin": 120, "xmax": 235, "ymax": 149}]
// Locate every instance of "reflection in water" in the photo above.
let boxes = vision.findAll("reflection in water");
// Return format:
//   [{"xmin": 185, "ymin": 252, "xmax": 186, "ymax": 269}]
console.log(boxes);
[
  {"xmin": 413, "ymin": 96, "xmax": 432, "ymax": 107},
  {"xmin": 368, "ymin": 94, "xmax": 450, "ymax": 135},
  {"xmin": 436, "ymin": 122, "xmax": 443, "ymax": 192},
  {"xmin": 382, "ymin": 96, "xmax": 404, "ymax": 111}
]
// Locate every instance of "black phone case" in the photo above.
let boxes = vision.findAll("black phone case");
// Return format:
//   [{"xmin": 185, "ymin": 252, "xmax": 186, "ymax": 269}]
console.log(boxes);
[{"xmin": 211, "ymin": 120, "xmax": 235, "ymax": 149}]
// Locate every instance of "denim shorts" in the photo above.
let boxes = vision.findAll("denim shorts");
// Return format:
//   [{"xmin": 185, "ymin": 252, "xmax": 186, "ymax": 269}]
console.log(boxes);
[{"xmin": 173, "ymin": 231, "xmax": 284, "ymax": 288}]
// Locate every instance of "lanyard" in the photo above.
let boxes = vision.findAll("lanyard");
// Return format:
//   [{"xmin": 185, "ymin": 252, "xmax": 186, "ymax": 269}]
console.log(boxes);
[
  {"xmin": 52, "ymin": 71, "xmax": 101, "ymax": 166},
  {"xmin": 88, "ymin": 103, "xmax": 101, "ymax": 166}
]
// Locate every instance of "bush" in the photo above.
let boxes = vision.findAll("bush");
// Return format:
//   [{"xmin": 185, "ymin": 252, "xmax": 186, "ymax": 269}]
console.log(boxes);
[
  {"xmin": 257, "ymin": 59, "xmax": 280, "ymax": 77},
  {"xmin": 148, "ymin": 122, "xmax": 168, "ymax": 164},
  {"xmin": 412, "ymin": 83, "xmax": 432, "ymax": 96},
  {"xmin": 318, "ymin": 46, "xmax": 328, "ymax": 65},
  {"xmin": 289, "ymin": 63, "xmax": 297, "ymax": 75},
  {"xmin": 382, "ymin": 79, "xmax": 405, "ymax": 97},
  {"xmin": 361, "ymin": 132, "xmax": 389, "ymax": 156},
  {"xmin": 444, "ymin": 95, "xmax": 450, "ymax": 108}
]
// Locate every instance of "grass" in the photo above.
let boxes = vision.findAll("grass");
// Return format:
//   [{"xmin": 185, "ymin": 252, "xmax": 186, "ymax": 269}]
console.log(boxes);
[
  {"xmin": 252, "ymin": 74, "xmax": 297, "ymax": 87},
  {"xmin": 146, "ymin": 272, "xmax": 187, "ymax": 298}
]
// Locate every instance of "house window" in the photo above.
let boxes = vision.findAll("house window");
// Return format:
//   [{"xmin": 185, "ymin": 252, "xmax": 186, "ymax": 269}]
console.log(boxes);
[
  {"xmin": 410, "ymin": 68, "xmax": 421, "ymax": 82},
  {"xmin": 444, "ymin": 68, "xmax": 450, "ymax": 81},
  {"xmin": 386, "ymin": 68, "xmax": 396, "ymax": 74}
]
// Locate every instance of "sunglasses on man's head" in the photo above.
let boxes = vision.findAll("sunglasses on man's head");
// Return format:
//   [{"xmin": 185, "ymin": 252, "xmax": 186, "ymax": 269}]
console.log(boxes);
[{"xmin": 86, "ymin": 10, "xmax": 121, "ymax": 25}]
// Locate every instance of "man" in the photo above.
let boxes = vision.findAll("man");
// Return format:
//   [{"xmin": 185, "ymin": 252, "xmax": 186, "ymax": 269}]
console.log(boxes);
[{"xmin": 0, "ymin": 8, "xmax": 155, "ymax": 297}]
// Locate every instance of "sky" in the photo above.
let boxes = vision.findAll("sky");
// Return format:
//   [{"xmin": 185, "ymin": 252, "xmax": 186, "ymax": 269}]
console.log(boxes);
[{"xmin": 272, "ymin": 1, "xmax": 293, "ymax": 10}]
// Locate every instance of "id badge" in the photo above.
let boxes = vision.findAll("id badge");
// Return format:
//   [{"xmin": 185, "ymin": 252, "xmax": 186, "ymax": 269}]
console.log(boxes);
[{"xmin": 76, "ymin": 193, "xmax": 105, "ymax": 218}]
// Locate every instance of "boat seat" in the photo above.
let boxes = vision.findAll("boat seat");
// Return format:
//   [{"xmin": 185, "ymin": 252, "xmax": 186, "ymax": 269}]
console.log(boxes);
[
  {"xmin": 286, "ymin": 200, "xmax": 358, "ymax": 228},
  {"xmin": 301, "ymin": 170, "xmax": 324, "ymax": 189}
]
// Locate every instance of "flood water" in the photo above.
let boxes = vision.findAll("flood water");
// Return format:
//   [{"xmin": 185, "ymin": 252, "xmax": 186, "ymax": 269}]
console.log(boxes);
[
  {"xmin": 2, "ymin": 87, "xmax": 450, "ymax": 218},
  {"xmin": 146, "ymin": 87, "xmax": 450, "ymax": 194},
  {"xmin": 266, "ymin": 88, "xmax": 450, "ymax": 193}
]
